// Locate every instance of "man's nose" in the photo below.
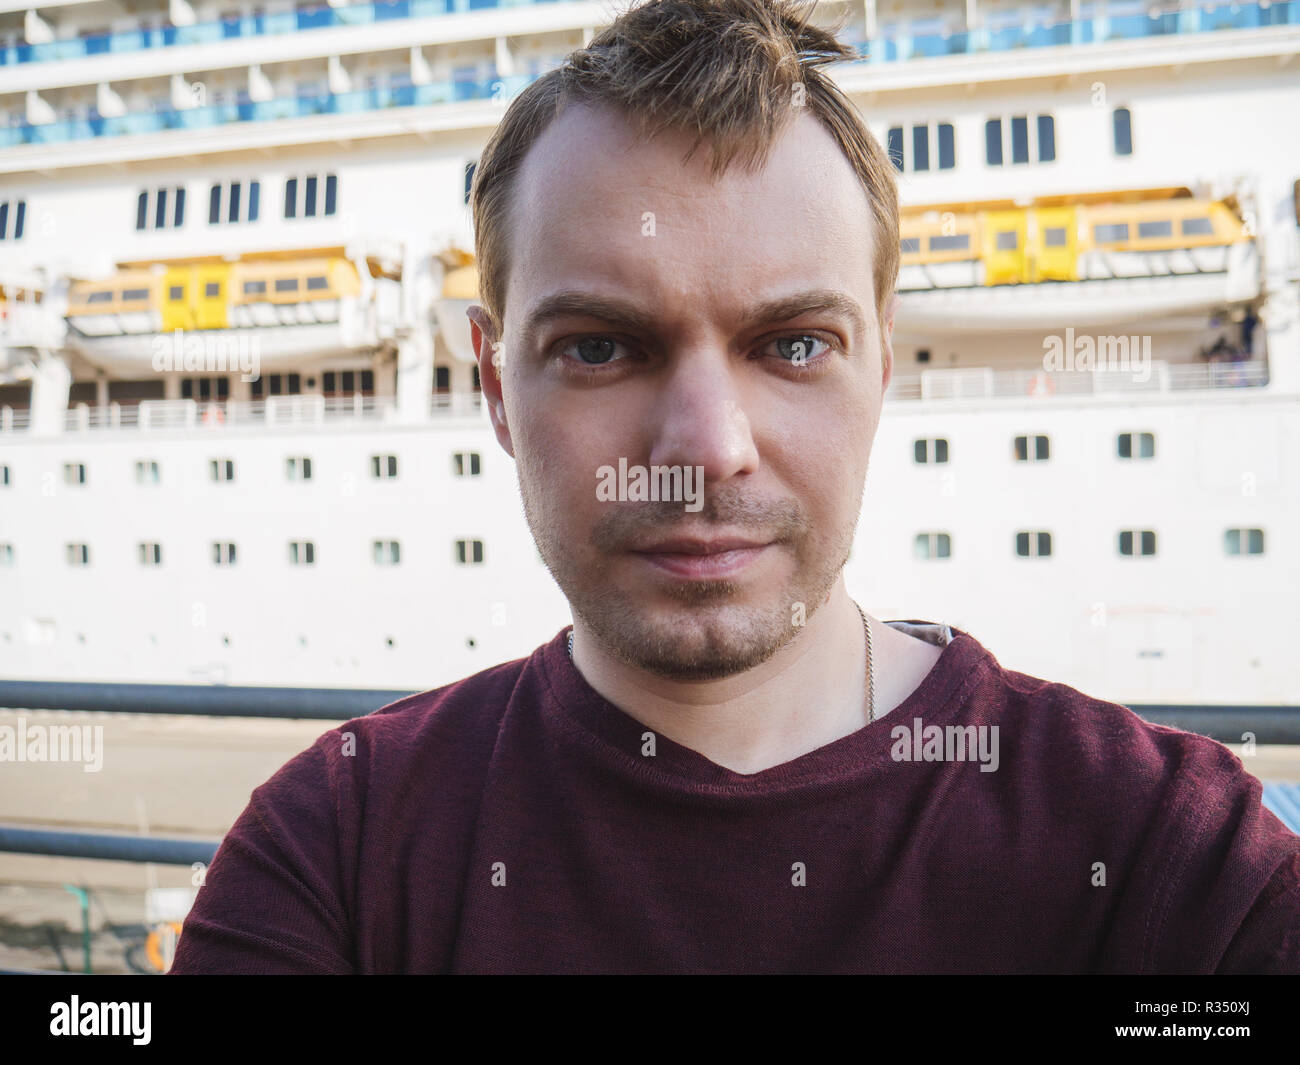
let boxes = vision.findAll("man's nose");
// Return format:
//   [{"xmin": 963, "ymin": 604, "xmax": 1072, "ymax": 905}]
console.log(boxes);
[{"xmin": 645, "ymin": 346, "xmax": 761, "ymax": 483}]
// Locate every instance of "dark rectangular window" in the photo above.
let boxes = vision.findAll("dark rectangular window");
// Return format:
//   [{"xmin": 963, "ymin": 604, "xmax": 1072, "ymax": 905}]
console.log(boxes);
[
  {"xmin": 1011, "ymin": 116, "xmax": 1029, "ymax": 164},
  {"xmin": 1035, "ymin": 436, "xmax": 1049, "ymax": 460},
  {"xmin": 284, "ymin": 177, "xmax": 297, "ymax": 219},
  {"xmin": 249, "ymin": 180, "xmax": 260, "ymax": 221},
  {"xmin": 174, "ymin": 186, "xmax": 185, "ymax": 226},
  {"xmin": 900, "ymin": 237, "xmax": 920, "ymax": 254},
  {"xmin": 1113, "ymin": 107, "xmax": 1132, "ymax": 156},
  {"xmin": 229, "ymin": 182, "xmax": 241, "ymax": 222},
  {"xmin": 1182, "ymin": 217, "xmax": 1213, "ymax": 236},
  {"xmin": 464, "ymin": 162, "xmax": 476, "ymax": 203},
  {"xmin": 1044, "ymin": 226, "xmax": 1067, "ymax": 247},
  {"xmin": 435, "ymin": 366, "xmax": 451, "ymax": 392},
  {"xmin": 204, "ymin": 281, "xmax": 221, "ymax": 297},
  {"xmin": 122, "ymin": 288, "xmax": 149, "ymax": 301},
  {"xmin": 985, "ymin": 119, "xmax": 1002, "ymax": 165},
  {"xmin": 304, "ymin": 175, "xmax": 318, "ymax": 217},
  {"xmin": 996, "ymin": 231, "xmax": 1018, "ymax": 250},
  {"xmin": 306, "ymin": 275, "xmax": 327, "ymax": 290},
  {"xmin": 1094, "ymin": 223, "xmax": 1129, "ymax": 243},
  {"xmin": 274, "ymin": 278, "xmax": 299, "ymax": 292},
  {"xmin": 938, "ymin": 123, "xmax": 955, "ymax": 170},
  {"xmin": 324, "ymin": 173, "xmax": 337, "ymax": 215},
  {"xmin": 886, "ymin": 126, "xmax": 904, "ymax": 171},
  {"xmin": 929, "ymin": 234, "xmax": 970, "ymax": 252},
  {"xmin": 136, "ymin": 190, "xmax": 148, "ymax": 230},
  {"xmin": 288, "ymin": 373, "xmax": 301, "ymax": 393},
  {"xmin": 209, "ymin": 184, "xmax": 221, "ymax": 224},
  {"xmin": 12, "ymin": 200, "xmax": 23, "ymax": 239},
  {"xmin": 360, "ymin": 370, "xmax": 374, "ymax": 392},
  {"xmin": 1036, "ymin": 115, "xmax": 1055, "ymax": 162},
  {"xmin": 912, "ymin": 125, "xmax": 929, "ymax": 172},
  {"xmin": 243, "ymin": 280, "xmax": 266, "ymax": 295},
  {"xmin": 155, "ymin": 188, "xmax": 168, "ymax": 229},
  {"xmin": 169, "ymin": 285, "xmax": 184, "ymax": 300},
  {"xmin": 0, "ymin": 202, "xmax": 9, "ymax": 239},
  {"xmin": 1138, "ymin": 220, "xmax": 1172, "ymax": 239}
]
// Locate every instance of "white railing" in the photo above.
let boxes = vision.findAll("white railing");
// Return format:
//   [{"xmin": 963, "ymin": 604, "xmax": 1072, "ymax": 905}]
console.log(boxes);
[
  {"xmin": 1, "ymin": 405, "xmax": 31, "ymax": 432},
  {"xmin": 430, "ymin": 392, "xmax": 486, "ymax": 417},
  {"xmin": 886, "ymin": 360, "xmax": 1269, "ymax": 401}
]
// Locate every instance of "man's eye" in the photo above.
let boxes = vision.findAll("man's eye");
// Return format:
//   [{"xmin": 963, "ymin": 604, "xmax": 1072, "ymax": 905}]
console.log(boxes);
[
  {"xmin": 768, "ymin": 335, "xmax": 829, "ymax": 365},
  {"xmin": 561, "ymin": 337, "xmax": 628, "ymax": 365}
]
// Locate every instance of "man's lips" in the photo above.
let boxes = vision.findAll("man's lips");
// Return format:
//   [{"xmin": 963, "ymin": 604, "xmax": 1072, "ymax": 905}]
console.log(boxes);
[{"xmin": 628, "ymin": 536, "xmax": 774, "ymax": 579}]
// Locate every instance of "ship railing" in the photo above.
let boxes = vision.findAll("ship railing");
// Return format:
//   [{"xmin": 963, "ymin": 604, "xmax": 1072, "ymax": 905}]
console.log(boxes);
[
  {"xmin": 430, "ymin": 392, "xmax": 486, "ymax": 417},
  {"xmin": 52, "ymin": 395, "xmax": 399, "ymax": 433},
  {"xmin": 0, "ymin": 405, "xmax": 32, "ymax": 432},
  {"xmin": 887, "ymin": 359, "xmax": 1269, "ymax": 401}
]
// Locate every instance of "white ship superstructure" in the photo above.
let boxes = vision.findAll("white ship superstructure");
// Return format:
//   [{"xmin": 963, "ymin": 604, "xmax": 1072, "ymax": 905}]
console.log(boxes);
[{"xmin": 0, "ymin": 0, "xmax": 1298, "ymax": 704}]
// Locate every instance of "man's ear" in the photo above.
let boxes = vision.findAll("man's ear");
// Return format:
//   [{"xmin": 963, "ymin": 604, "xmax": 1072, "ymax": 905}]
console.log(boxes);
[
  {"xmin": 880, "ymin": 293, "xmax": 900, "ymax": 392},
  {"xmin": 467, "ymin": 305, "xmax": 514, "ymax": 458}
]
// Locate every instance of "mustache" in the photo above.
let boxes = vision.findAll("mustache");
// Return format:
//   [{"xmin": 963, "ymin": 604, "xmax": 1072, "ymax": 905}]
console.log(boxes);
[{"xmin": 591, "ymin": 483, "xmax": 809, "ymax": 552}]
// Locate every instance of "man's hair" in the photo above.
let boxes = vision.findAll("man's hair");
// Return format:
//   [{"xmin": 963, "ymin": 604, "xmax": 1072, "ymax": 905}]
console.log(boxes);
[{"xmin": 470, "ymin": 0, "xmax": 899, "ymax": 346}]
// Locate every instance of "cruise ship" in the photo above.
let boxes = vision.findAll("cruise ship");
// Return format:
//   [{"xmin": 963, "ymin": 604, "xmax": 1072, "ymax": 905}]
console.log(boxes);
[{"xmin": 1, "ymin": 0, "xmax": 1297, "ymax": 707}]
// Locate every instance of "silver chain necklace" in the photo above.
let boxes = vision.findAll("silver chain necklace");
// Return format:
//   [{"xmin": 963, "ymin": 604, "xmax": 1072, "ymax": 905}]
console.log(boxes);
[{"xmin": 566, "ymin": 603, "xmax": 876, "ymax": 724}]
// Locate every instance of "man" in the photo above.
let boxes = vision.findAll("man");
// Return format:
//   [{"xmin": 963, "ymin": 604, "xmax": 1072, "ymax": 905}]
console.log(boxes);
[{"xmin": 170, "ymin": 0, "xmax": 1300, "ymax": 973}]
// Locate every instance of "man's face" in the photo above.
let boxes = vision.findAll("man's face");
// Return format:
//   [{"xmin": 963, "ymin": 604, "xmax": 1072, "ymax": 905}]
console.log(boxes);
[{"xmin": 472, "ymin": 102, "xmax": 896, "ymax": 680}]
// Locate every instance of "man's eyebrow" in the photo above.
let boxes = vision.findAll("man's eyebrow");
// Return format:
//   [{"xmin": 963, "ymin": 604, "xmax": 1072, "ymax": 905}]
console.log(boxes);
[{"xmin": 521, "ymin": 289, "xmax": 868, "ymax": 339}]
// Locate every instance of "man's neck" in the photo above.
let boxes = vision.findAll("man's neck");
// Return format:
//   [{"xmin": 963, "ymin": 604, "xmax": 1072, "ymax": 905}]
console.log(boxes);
[{"xmin": 570, "ymin": 588, "xmax": 875, "ymax": 776}]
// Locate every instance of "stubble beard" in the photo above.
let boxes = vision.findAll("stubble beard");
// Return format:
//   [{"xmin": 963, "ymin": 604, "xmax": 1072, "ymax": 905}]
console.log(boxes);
[{"xmin": 518, "ymin": 458, "xmax": 862, "ymax": 681}]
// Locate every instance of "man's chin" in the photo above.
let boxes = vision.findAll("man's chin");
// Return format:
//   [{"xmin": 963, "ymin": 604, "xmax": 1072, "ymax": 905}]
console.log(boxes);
[{"xmin": 578, "ymin": 602, "xmax": 794, "ymax": 681}]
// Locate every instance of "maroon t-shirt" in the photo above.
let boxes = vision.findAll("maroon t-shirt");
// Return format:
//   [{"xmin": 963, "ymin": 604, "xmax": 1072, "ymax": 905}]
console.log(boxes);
[{"xmin": 169, "ymin": 623, "xmax": 1300, "ymax": 973}]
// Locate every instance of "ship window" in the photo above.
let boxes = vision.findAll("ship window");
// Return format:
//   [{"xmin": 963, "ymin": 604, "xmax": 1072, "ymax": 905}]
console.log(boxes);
[
  {"xmin": 913, "ymin": 532, "xmax": 951, "ymax": 560},
  {"xmin": 1015, "ymin": 531, "xmax": 1052, "ymax": 557},
  {"xmin": 306, "ymin": 275, "xmax": 328, "ymax": 290},
  {"xmin": 1010, "ymin": 116, "xmax": 1029, "ymax": 164},
  {"xmin": 1181, "ymin": 217, "xmax": 1213, "ymax": 236},
  {"xmin": 138, "ymin": 542, "xmax": 162, "ymax": 566},
  {"xmin": 1014, "ymin": 434, "xmax": 1050, "ymax": 462},
  {"xmin": 900, "ymin": 237, "xmax": 920, "ymax": 254},
  {"xmin": 1093, "ymin": 223, "xmax": 1129, "ymax": 243},
  {"xmin": 87, "ymin": 291, "xmax": 113, "ymax": 303},
  {"xmin": 122, "ymin": 288, "xmax": 149, "ymax": 301},
  {"xmin": 0, "ymin": 464, "xmax": 9, "ymax": 486},
  {"xmin": 289, "ymin": 541, "xmax": 315, "ymax": 566},
  {"xmin": 174, "ymin": 187, "xmax": 185, "ymax": 227},
  {"xmin": 912, "ymin": 438, "xmax": 948, "ymax": 464},
  {"xmin": 434, "ymin": 367, "xmax": 451, "ymax": 393},
  {"xmin": 212, "ymin": 542, "xmax": 237, "ymax": 565},
  {"xmin": 929, "ymin": 234, "xmax": 970, "ymax": 252},
  {"xmin": 324, "ymin": 174, "xmax": 337, "ymax": 216},
  {"xmin": 371, "ymin": 454, "xmax": 398, "ymax": 479},
  {"xmin": 286, "ymin": 456, "xmax": 313, "ymax": 481},
  {"xmin": 243, "ymin": 280, "xmax": 266, "ymax": 295},
  {"xmin": 228, "ymin": 182, "xmax": 242, "ymax": 223},
  {"xmin": 66, "ymin": 543, "xmax": 90, "ymax": 566},
  {"xmin": 1223, "ymin": 528, "xmax": 1265, "ymax": 556},
  {"xmin": 912, "ymin": 125, "xmax": 929, "ymax": 172},
  {"xmin": 453, "ymin": 451, "xmax": 482, "ymax": 476},
  {"xmin": 1113, "ymin": 107, "xmax": 1133, "ymax": 156},
  {"xmin": 136, "ymin": 190, "xmax": 148, "ymax": 230},
  {"xmin": 249, "ymin": 180, "xmax": 260, "ymax": 222},
  {"xmin": 284, "ymin": 177, "xmax": 298, "ymax": 219},
  {"xmin": 464, "ymin": 161, "xmax": 476, "ymax": 204},
  {"xmin": 205, "ymin": 282, "xmax": 221, "ymax": 297},
  {"xmin": 169, "ymin": 285, "xmax": 184, "ymax": 300},
  {"xmin": 210, "ymin": 458, "xmax": 235, "ymax": 482},
  {"xmin": 274, "ymin": 278, "xmax": 299, "ymax": 292},
  {"xmin": 373, "ymin": 540, "xmax": 401, "ymax": 565},
  {"xmin": 886, "ymin": 126, "xmax": 904, "ymax": 171},
  {"xmin": 1044, "ymin": 227, "xmax": 1067, "ymax": 247},
  {"xmin": 1138, "ymin": 220, "xmax": 1172, "ymax": 239},
  {"xmin": 996, "ymin": 231, "xmax": 1018, "ymax": 251},
  {"xmin": 1117, "ymin": 431, "xmax": 1155, "ymax": 459},
  {"xmin": 64, "ymin": 462, "xmax": 87, "ymax": 485},
  {"xmin": 135, "ymin": 460, "xmax": 160, "ymax": 484},
  {"xmin": 0, "ymin": 543, "xmax": 12, "ymax": 566},
  {"xmin": 209, "ymin": 184, "xmax": 221, "ymax": 224},
  {"xmin": 1118, "ymin": 530, "xmax": 1157, "ymax": 556},
  {"xmin": 455, "ymin": 539, "xmax": 485, "ymax": 565},
  {"xmin": 305, "ymin": 176, "xmax": 318, "ymax": 217},
  {"xmin": 14, "ymin": 200, "xmax": 25, "ymax": 240},
  {"xmin": 1036, "ymin": 115, "xmax": 1055, "ymax": 162},
  {"xmin": 361, "ymin": 371, "xmax": 374, "ymax": 392},
  {"xmin": 937, "ymin": 123, "xmax": 955, "ymax": 170},
  {"xmin": 985, "ymin": 119, "xmax": 1003, "ymax": 165}
]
